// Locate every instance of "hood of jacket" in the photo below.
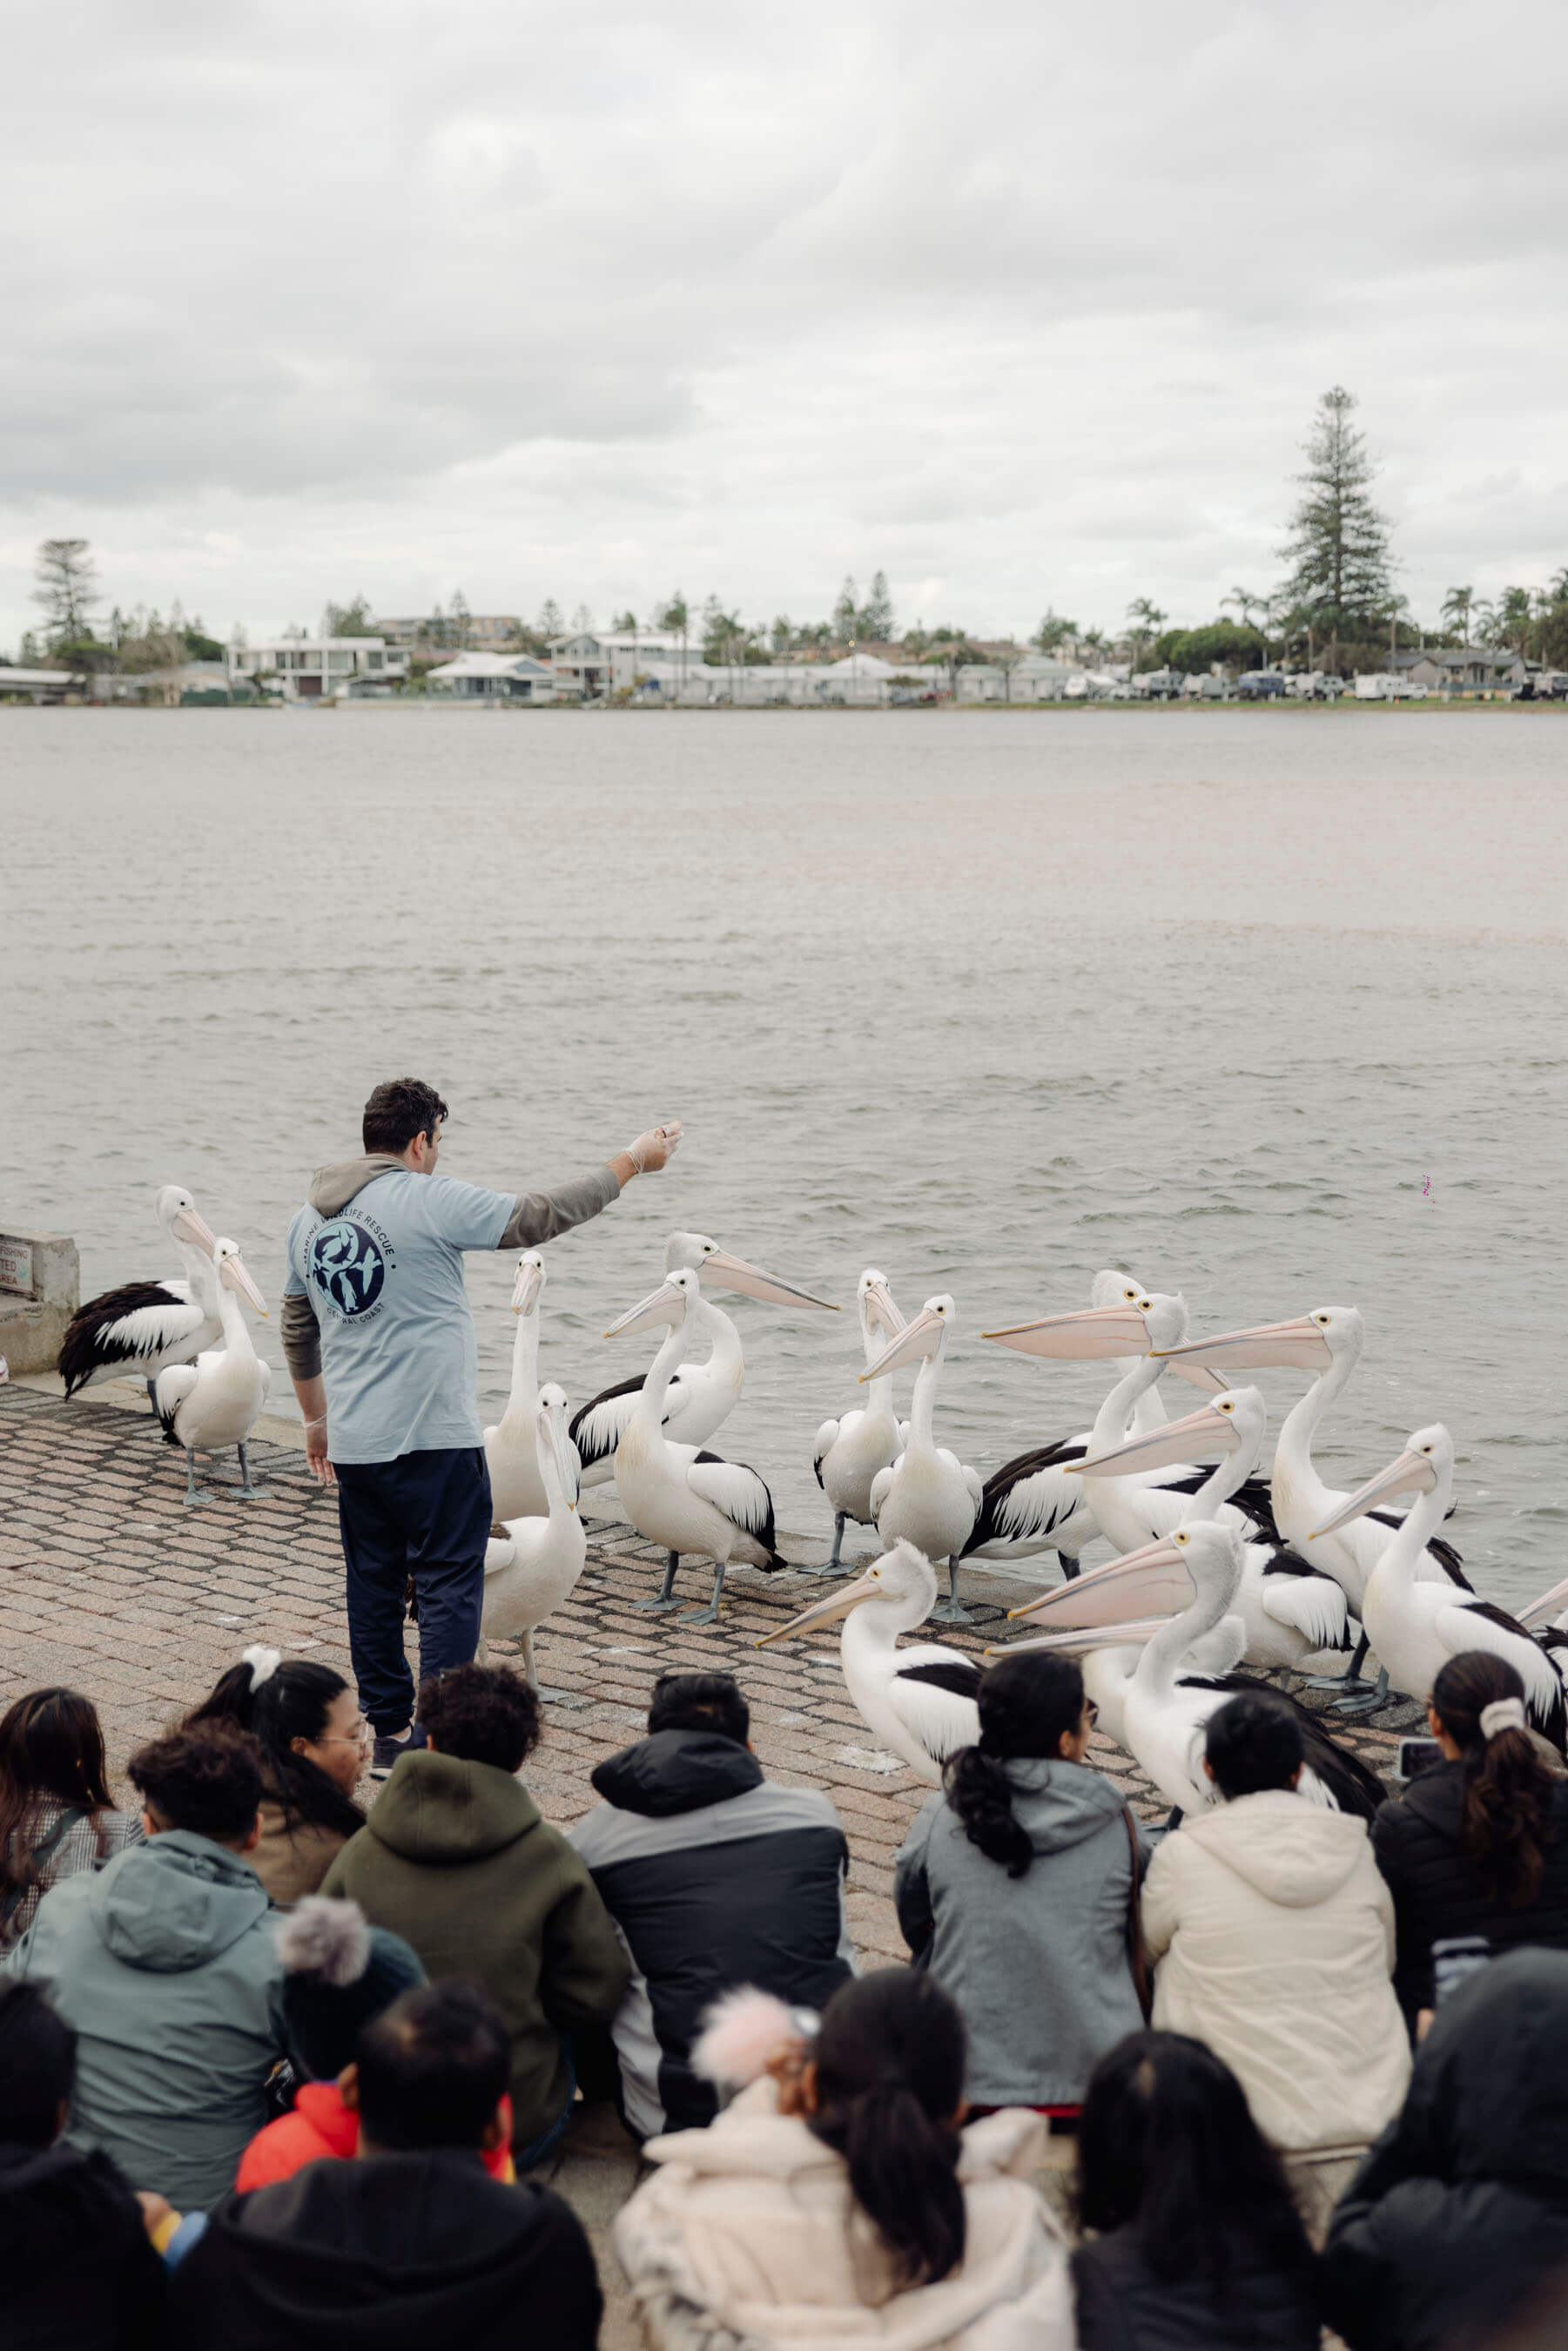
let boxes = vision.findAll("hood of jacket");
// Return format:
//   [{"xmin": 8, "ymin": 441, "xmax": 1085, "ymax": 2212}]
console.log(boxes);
[
  {"xmin": 0, "ymin": 2139, "xmax": 141, "ymax": 2268},
  {"xmin": 1180, "ymin": 1787, "xmax": 1369, "ymax": 1906},
  {"xmin": 189, "ymin": 2151, "xmax": 582, "ymax": 2341},
  {"xmin": 85, "ymin": 1830, "xmax": 270, "ymax": 1973},
  {"xmin": 1405, "ymin": 1948, "xmax": 1568, "ymax": 2192},
  {"xmin": 366, "ymin": 1749, "xmax": 540, "ymax": 1866},
  {"xmin": 591, "ymin": 1728, "xmax": 764, "ymax": 1818},
  {"xmin": 309, "ymin": 1154, "xmax": 407, "ymax": 1216},
  {"xmin": 991, "ymin": 1755, "xmax": 1130, "ymax": 1856}
]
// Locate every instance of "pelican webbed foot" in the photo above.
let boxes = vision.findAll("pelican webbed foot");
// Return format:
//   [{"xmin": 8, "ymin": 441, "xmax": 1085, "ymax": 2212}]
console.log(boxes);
[
  {"xmin": 800, "ymin": 1512, "xmax": 854, "ymax": 1577},
  {"xmin": 235, "ymin": 1442, "xmax": 264, "ymax": 1500},
  {"xmin": 1332, "ymin": 1667, "xmax": 1393, "ymax": 1716},
  {"xmin": 927, "ymin": 1554, "xmax": 974, "ymax": 1627},
  {"xmin": 633, "ymin": 1553, "xmax": 685, "ymax": 1613},
  {"xmin": 680, "ymin": 1563, "xmax": 727, "ymax": 1626},
  {"xmin": 1305, "ymin": 1630, "xmax": 1371, "ymax": 1692}
]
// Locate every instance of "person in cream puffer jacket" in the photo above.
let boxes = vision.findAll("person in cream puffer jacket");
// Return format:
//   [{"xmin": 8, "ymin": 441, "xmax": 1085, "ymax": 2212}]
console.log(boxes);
[
  {"xmin": 613, "ymin": 1970, "xmax": 1074, "ymax": 2351},
  {"xmin": 1141, "ymin": 1692, "xmax": 1410, "ymax": 2157}
]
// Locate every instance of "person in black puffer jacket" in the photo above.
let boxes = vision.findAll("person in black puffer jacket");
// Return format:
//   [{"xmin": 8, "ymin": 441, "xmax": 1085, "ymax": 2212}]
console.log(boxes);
[
  {"xmin": 1371, "ymin": 1651, "xmax": 1568, "ymax": 2032},
  {"xmin": 1071, "ymin": 2031, "xmax": 1322, "ymax": 2351},
  {"xmin": 1321, "ymin": 1947, "xmax": 1568, "ymax": 2351}
]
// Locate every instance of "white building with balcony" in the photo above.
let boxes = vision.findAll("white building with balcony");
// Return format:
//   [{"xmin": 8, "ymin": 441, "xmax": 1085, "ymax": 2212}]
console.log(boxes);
[{"xmin": 227, "ymin": 637, "xmax": 410, "ymax": 700}]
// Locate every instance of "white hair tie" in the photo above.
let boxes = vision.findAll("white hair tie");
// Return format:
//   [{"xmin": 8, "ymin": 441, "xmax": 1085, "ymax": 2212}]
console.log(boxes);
[
  {"xmin": 241, "ymin": 1644, "xmax": 282, "ymax": 1693},
  {"xmin": 1479, "ymin": 1696, "xmax": 1527, "ymax": 1740}
]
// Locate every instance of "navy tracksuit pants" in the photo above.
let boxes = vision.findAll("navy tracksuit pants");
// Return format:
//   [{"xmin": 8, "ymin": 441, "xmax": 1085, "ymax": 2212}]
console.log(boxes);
[{"xmin": 334, "ymin": 1446, "xmax": 493, "ymax": 1734}]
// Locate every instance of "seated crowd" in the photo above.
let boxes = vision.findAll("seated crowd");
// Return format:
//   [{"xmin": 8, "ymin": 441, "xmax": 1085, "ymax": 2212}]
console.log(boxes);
[{"xmin": 4, "ymin": 1642, "xmax": 1568, "ymax": 2349}]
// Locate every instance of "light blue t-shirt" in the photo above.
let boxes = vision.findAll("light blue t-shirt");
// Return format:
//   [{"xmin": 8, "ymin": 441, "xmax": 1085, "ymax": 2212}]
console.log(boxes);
[{"xmin": 285, "ymin": 1169, "xmax": 513, "ymax": 1463}]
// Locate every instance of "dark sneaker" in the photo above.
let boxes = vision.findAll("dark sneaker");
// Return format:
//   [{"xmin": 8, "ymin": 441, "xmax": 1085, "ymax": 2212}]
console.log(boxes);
[{"xmin": 370, "ymin": 1728, "xmax": 414, "ymax": 1780}]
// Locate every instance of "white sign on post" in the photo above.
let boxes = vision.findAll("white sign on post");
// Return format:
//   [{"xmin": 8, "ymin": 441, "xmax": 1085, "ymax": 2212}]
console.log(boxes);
[{"xmin": 0, "ymin": 1239, "xmax": 35, "ymax": 1297}]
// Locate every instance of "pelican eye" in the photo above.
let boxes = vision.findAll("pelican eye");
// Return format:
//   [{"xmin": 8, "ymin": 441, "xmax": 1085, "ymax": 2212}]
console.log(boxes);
[
  {"xmin": 1174, "ymin": 1530, "xmax": 1189, "ymax": 1544},
  {"xmin": 1219, "ymin": 1400, "xmax": 1233, "ymax": 1411},
  {"xmin": 1316, "ymin": 1314, "xmax": 1330, "ymax": 1325}
]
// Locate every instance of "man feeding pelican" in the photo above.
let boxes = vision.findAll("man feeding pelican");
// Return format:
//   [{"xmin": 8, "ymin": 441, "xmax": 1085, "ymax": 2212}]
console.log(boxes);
[{"xmin": 282, "ymin": 1076, "xmax": 680, "ymax": 1776}]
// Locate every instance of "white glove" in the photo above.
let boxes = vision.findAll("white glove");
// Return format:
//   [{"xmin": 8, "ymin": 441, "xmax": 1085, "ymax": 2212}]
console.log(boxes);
[{"xmin": 626, "ymin": 1121, "xmax": 682, "ymax": 1173}]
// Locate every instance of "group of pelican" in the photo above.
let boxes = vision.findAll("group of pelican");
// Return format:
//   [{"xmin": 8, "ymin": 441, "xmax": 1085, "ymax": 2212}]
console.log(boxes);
[
  {"xmin": 757, "ymin": 1281, "xmax": 1568, "ymax": 1816},
  {"xmin": 59, "ymin": 1186, "xmax": 271, "ymax": 1502}
]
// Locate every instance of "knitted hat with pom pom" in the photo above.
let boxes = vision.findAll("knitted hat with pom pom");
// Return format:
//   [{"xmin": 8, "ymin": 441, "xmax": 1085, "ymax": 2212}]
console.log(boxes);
[{"xmin": 276, "ymin": 1896, "xmax": 426, "ymax": 2080}]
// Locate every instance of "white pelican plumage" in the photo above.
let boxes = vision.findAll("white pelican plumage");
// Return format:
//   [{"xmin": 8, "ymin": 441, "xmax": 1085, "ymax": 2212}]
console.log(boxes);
[
  {"xmin": 1000, "ymin": 1523, "xmax": 1383, "ymax": 1820},
  {"xmin": 963, "ymin": 1267, "xmax": 1236, "ymax": 1573},
  {"xmin": 483, "ymin": 1254, "xmax": 581, "ymax": 1521},
  {"xmin": 806, "ymin": 1270, "xmax": 910, "ymax": 1576},
  {"xmin": 861, "ymin": 1295, "xmax": 984, "ymax": 1625},
  {"xmin": 1156, "ymin": 1305, "xmax": 1470, "ymax": 1696},
  {"xmin": 607, "ymin": 1267, "xmax": 788, "ymax": 1623},
  {"xmin": 481, "ymin": 1382, "xmax": 587, "ymax": 1692},
  {"xmin": 571, "ymin": 1231, "xmax": 836, "ymax": 1487},
  {"xmin": 59, "ymin": 1186, "xmax": 221, "ymax": 1407},
  {"xmin": 1312, "ymin": 1424, "xmax": 1567, "ymax": 1743},
  {"xmin": 153, "ymin": 1239, "xmax": 271, "ymax": 1503},
  {"xmin": 756, "ymin": 1539, "xmax": 982, "ymax": 1787},
  {"xmin": 1074, "ymin": 1387, "xmax": 1351, "ymax": 1673}
]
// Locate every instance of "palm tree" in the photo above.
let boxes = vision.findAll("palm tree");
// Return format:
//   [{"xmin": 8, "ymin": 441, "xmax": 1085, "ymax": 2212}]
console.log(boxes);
[
  {"xmin": 1126, "ymin": 597, "xmax": 1167, "ymax": 672},
  {"xmin": 658, "ymin": 593, "xmax": 690, "ymax": 684},
  {"xmin": 1221, "ymin": 586, "xmax": 1271, "ymax": 659},
  {"xmin": 1440, "ymin": 585, "xmax": 1474, "ymax": 646}
]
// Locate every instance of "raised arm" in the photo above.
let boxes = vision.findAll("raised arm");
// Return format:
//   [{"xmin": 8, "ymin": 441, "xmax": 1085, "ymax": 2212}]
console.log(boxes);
[{"xmin": 499, "ymin": 1121, "xmax": 682, "ymax": 1250}]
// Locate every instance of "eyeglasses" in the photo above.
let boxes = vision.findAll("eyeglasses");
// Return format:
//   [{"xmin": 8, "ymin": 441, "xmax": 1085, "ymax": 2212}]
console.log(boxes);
[{"xmin": 317, "ymin": 1721, "xmax": 372, "ymax": 1748}]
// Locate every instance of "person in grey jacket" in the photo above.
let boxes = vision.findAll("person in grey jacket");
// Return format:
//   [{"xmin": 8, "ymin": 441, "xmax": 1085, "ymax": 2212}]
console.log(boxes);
[
  {"xmin": 894, "ymin": 1651, "xmax": 1150, "ymax": 2112},
  {"xmin": 3, "ymin": 1722, "xmax": 286, "ymax": 2212},
  {"xmin": 282, "ymin": 1076, "xmax": 681, "ymax": 1774}
]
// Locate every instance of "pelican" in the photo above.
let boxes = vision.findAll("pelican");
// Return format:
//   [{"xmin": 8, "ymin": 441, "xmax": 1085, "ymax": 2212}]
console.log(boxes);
[
  {"xmin": 1156, "ymin": 1306, "xmax": 1469, "ymax": 1696},
  {"xmin": 153, "ymin": 1239, "xmax": 271, "ymax": 1503},
  {"xmin": 59, "ymin": 1186, "xmax": 221, "ymax": 1407},
  {"xmin": 481, "ymin": 1383, "xmax": 587, "ymax": 1693},
  {"xmin": 607, "ymin": 1267, "xmax": 788, "ymax": 1623},
  {"xmin": 571, "ymin": 1232, "xmax": 837, "ymax": 1486},
  {"xmin": 1000, "ymin": 1523, "xmax": 1383, "ymax": 1819},
  {"xmin": 756, "ymin": 1540, "xmax": 981, "ymax": 1787},
  {"xmin": 963, "ymin": 1268, "xmax": 1240, "ymax": 1573},
  {"xmin": 806, "ymin": 1270, "xmax": 910, "ymax": 1575},
  {"xmin": 860, "ymin": 1296, "xmax": 984, "ymax": 1625},
  {"xmin": 1073, "ymin": 1388, "xmax": 1351, "ymax": 1672},
  {"xmin": 982, "ymin": 1291, "xmax": 1276, "ymax": 1560},
  {"xmin": 483, "ymin": 1254, "xmax": 581, "ymax": 1521},
  {"xmin": 1312, "ymin": 1425, "xmax": 1567, "ymax": 1742}
]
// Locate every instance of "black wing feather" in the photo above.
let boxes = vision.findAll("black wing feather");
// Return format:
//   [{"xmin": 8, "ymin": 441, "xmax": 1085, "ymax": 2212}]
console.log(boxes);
[
  {"xmin": 897, "ymin": 1659, "xmax": 985, "ymax": 1702},
  {"xmin": 962, "ymin": 1437, "xmax": 1087, "ymax": 1555},
  {"xmin": 57, "ymin": 1281, "xmax": 187, "ymax": 1396},
  {"xmin": 1195, "ymin": 1670, "xmax": 1385, "ymax": 1820}
]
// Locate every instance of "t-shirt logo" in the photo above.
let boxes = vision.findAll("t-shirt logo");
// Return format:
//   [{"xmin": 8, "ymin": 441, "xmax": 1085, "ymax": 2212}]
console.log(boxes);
[{"xmin": 308, "ymin": 1219, "xmax": 387, "ymax": 1319}]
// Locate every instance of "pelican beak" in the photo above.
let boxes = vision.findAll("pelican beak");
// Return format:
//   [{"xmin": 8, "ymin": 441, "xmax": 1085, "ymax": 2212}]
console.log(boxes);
[
  {"xmin": 1155, "ymin": 1316, "xmax": 1333, "ymax": 1373},
  {"xmin": 1006, "ymin": 1535, "xmax": 1194, "ymax": 1626},
  {"xmin": 980, "ymin": 1303, "xmax": 1150, "ymax": 1361},
  {"xmin": 1072, "ymin": 1398, "xmax": 1243, "ymax": 1479},
  {"xmin": 862, "ymin": 1277, "xmax": 905, "ymax": 1340},
  {"xmin": 1168, "ymin": 1359, "xmax": 1232, "ymax": 1396},
  {"xmin": 511, "ymin": 1259, "xmax": 544, "ymax": 1316},
  {"xmin": 172, "ymin": 1206, "xmax": 218, "ymax": 1256},
  {"xmin": 221, "ymin": 1253, "xmax": 268, "ymax": 1317},
  {"xmin": 1519, "ymin": 1573, "xmax": 1568, "ymax": 1630},
  {"xmin": 987, "ymin": 1620, "xmax": 1169, "ymax": 1658},
  {"xmin": 605, "ymin": 1278, "xmax": 686, "ymax": 1339},
  {"xmin": 860, "ymin": 1308, "xmax": 944, "ymax": 1382},
  {"xmin": 548, "ymin": 1409, "xmax": 580, "ymax": 1511},
  {"xmin": 755, "ymin": 1570, "xmax": 882, "ymax": 1647},
  {"xmin": 702, "ymin": 1248, "xmax": 838, "ymax": 1311},
  {"xmin": 1310, "ymin": 1448, "xmax": 1436, "ymax": 1539}
]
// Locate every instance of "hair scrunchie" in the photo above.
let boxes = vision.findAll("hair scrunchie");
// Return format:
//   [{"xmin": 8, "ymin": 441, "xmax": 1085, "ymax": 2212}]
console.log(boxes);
[
  {"xmin": 1479, "ymin": 1695, "xmax": 1527, "ymax": 1740},
  {"xmin": 242, "ymin": 1644, "xmax": 282, "ymax": 1693}
]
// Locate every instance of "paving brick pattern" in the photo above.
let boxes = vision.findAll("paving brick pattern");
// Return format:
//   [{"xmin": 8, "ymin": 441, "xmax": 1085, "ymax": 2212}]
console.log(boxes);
[{"xmin": 0, "ymin": 1384, "xmax": 1403, "ymax": 1966}]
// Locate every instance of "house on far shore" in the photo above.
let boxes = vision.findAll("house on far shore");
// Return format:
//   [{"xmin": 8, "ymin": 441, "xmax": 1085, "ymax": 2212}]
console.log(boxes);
[
  {"xmin": 1390, "ymin": 644, "xmax": 1526, "ymax": 690},
  {"xmin": 425, "ymin": 651, "xmax": 555, "ymax": 702},
  {"xmin": 376, "ymin": 614, "xmax": 523, "ymax": 654},
  {"xmin": 227, "ymin": 637, "xmax": 411, "ymax": 701}
]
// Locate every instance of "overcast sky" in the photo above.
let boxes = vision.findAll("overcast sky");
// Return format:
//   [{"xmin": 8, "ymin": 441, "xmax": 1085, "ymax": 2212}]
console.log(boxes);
[{"xmin": 3, "ymin": 0, "xmax": 1566, "ymax": 649}]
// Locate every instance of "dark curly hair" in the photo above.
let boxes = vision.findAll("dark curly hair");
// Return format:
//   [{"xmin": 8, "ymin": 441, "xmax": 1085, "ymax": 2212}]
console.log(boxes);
[
  {"xmin": 945, "ymin": 1650, "xmax": 1086, "ymax": 1877},
  {"xmin": 186, "ymin": 1658, "xmax": 365, "ymax": 1840},
  {"xmin": 127, "ymin": 1722, "xmax": 266, "ymax": 1845},
  {"xmin": 1433, "ymin": 1651, "xmax": 1557, "ymax": 1908},
  {"xmin": 418, "ymin": 1664, "xmax": 541, "ymax": 1775},
  {"xmin": 362, "ymin": 1078, "xmax": 448, "ymax": 1156}
]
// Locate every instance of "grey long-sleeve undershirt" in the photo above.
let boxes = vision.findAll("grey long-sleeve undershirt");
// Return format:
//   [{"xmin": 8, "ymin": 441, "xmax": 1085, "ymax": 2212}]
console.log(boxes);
[{"xmin": 280, "ymin": 1162, "xmax": 622, "ymax": 1384}]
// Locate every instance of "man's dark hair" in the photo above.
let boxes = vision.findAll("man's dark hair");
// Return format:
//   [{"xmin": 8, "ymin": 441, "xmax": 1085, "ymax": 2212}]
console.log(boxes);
[
  {"xmin": 355, "ymin": 1978, "xmax": 509, "ymax": 2152},
  {"xmin": 1204, "ymin": 1691, "xmax": 1304, "ymax": 1800},
  {"xmin": 126, "ymin": 1721, "xmax": 265, "ymax": 1845},
  {"xmin": 362, "ymin": 1077, "xmax": 449, "ymax": 1157},
  {"xmin": 648, "ymin": 1671, "xmax": 750, "ymax": 1746},
  {"xmin": 0, "ymin": 1981, "xmax": 77, "ymax": 2146},
  {"xmin": 418, "ymin": 1663, "xmax": 541, "ymax": 1774}
]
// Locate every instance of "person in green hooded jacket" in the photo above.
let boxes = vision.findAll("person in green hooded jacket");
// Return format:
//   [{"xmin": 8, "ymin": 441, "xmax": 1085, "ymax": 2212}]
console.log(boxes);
[
  {"xmin": 321, "ymin": 1664, "xmax": 628, "ymax": 2163},
  {"xmin": 2, "ymin": 1722, "xmax": 287, "ymax": 2212}
]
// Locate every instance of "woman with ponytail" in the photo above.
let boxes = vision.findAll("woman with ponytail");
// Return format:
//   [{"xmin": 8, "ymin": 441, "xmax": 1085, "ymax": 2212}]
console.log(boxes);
[
  {"xmin": 614, "ymin": 1969, "xmax": 1074, "ymax": 2351},
  {"xmin": 895, "ymin": 1651, "xmax": 1151, "ymax": 2114},
  {"xmin": 185, "ymin": 1649, "xmax": 368, "ymax": 1905},
  {"xmin": 1372, "ymin": 1648, "xmax": 1568, "ymax": 2033}
]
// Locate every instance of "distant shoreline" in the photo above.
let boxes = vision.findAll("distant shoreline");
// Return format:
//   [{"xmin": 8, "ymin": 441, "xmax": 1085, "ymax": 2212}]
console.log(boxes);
[{"xmin": 3, "ymin": 695, "xmax": 1561, "ymax": 717}]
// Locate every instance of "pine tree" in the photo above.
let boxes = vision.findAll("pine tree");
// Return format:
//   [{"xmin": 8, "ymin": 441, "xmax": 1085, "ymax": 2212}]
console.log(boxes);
[
  {"xmin": 860, "ymin": 570, "xmax": 894, "ymax": 641},
  {"xmin": 32, "ymin": 537, "xmax": 99, "ymax": 647},
  {"xmin": 831, "ymin": 576, "xmax": 858, "ymax": 643},
  {"xmin": 1280, "ymin": 387, "xmax": 1393, "ymax": 637}
]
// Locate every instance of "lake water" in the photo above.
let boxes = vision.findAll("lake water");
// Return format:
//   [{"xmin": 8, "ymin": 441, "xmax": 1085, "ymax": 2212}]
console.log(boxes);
[{"xmin": 3, "ymin": 706, "xmax": 1565, "ymax": 1605}]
